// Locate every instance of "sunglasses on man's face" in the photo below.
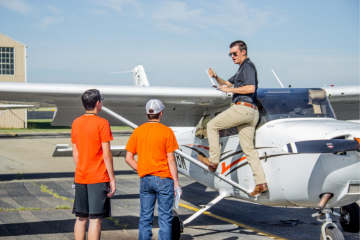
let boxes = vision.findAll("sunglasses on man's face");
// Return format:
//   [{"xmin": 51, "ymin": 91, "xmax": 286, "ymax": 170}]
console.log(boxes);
[
  {"xmin": 100, "ymin": 97, "xmax": 104, "ymax": 101},
  {"xmin": 229, "ymin": 52, "xmax": 238, "ymax": 57}
]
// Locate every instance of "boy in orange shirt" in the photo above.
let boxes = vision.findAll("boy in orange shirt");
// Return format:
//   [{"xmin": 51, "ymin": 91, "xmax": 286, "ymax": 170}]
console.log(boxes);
[
  {"xmin": 71, "ymin": 89, "xmax": 116, "ymax": 240},
  {"xmin": 125, "ymin": 99, "xmax": 181, "ymax": 240}
]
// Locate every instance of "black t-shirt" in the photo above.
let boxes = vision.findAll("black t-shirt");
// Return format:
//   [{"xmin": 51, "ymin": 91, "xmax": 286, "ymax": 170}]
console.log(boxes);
[{"xmin": 228, "ymin": 58, "xmax": 258, "ymax": 106}]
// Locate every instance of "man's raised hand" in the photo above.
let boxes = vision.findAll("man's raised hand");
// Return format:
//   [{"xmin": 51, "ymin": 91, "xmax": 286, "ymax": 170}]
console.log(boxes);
[{"xmin": 208, "ymin": 68, "xmax": 217, "ymax": 79}]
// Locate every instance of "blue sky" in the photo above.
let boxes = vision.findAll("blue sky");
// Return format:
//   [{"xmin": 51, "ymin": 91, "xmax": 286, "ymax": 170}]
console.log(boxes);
[{"xmin": 0, "ymin": 0, "xmax": 358, "ymax": 88}]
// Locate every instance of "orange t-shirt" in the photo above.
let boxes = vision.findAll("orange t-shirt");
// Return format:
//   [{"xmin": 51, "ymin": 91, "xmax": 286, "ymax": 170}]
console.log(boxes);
[
  {"xmin": 125, "ymin": 122, "xmax": 179, "ymax": 178},
  {"xmin": 71, "ymin": 115, "xmax": 113, "ymax": 184}
]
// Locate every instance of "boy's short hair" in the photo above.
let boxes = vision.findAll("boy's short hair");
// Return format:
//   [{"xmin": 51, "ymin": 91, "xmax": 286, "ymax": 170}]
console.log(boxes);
[
  {"xmin": 81, "ymin": 89, "xmax": 101, "ymax": 111},
  {"xmin": 147, "ymin": 109, "xmax": 161, "ymax": 120}
]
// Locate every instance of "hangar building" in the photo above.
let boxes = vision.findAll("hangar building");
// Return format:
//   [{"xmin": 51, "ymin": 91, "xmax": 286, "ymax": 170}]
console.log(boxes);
[{"xmin": 0, "ymin": 33, "xmax": 27, "ymax": 128}]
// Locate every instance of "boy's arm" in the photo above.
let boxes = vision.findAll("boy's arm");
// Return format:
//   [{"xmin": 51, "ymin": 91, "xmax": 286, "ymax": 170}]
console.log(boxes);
[
  {"xmin": 125, "ymin": 151, "xmax": 138, "ymax": 171},
  {"xmin": 168, "ymin": 152, "xmax": 181, "ymax": 196},
  {"xmin": 102, "ymin": 141, "xmax": 116, "ymax": 198},
  {"xmin": 72, "ymin": 143, "xmax": 79, "ymax": 165}
]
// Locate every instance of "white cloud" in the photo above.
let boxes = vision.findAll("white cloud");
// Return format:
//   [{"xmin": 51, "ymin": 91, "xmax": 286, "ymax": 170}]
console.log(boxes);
[
  {"xmin": 47, "ymin": 5, "xmax": 62, "ymax": 15},
  {"xmin": 35, "ymin": 16, "xmax": 65, "ymax": 30},
  {"xmin": 89, "ymin": 9, "xmax": 107, "ymax": 15},
  {"xmin": 91, "ymin": 0, "xmax": 287, "ymax": 36},
  {"xmin": 149, "ymin": 0, "xmax": 288, "ymax": 37},
  {"xmin": 0, "ymin": 0, "xmax": 64, "ymax": 30},
  {"xmin": 33, "ymin": 5, "xmax": 64, "ymax": 29},
  {"xmin": 0, "ymin": 0, "xmax": 33, "ymax": 16},
  {"xmin": 93, "ymin": 0, "xmax": 141, "ymax": 14}
]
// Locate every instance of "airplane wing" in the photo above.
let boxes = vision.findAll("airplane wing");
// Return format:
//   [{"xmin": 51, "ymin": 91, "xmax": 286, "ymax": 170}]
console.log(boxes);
[
  {"xmin": 0, "ymin": 83, "xmax": 358, "ymax": 127},
  {"xmin": 323, "ymin": 85, "xmax": 360, "ymax": 121},
  {"xmin": 0, "ymin": 82, "xmax": 232, "ymax": 127},
  {"xmin": 52, "ymin": 144, "xmax": 127, "ymax": 157}
]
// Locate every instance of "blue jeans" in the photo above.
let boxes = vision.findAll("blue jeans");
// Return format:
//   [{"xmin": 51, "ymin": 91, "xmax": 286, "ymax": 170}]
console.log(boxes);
[{"xmin": 139, "ymin": 175, "xmax": 174, "ymax": 240}]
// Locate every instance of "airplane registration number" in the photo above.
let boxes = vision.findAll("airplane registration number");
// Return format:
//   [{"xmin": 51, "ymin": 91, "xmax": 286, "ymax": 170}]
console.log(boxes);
[{"xmin": 175, "ymin": 152, "xmax": 187, "ymax": 170}]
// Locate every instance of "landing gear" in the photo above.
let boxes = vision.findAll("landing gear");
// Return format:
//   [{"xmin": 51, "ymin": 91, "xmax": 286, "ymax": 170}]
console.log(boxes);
[
  {"xmin": 172, "ymin": 210, "xmax": 183, "ymax": 240},
  {"xmin": 312, "ymin": 208, "xmax": 344, "ymax": 240},
  {"xmin": 340, "ymin": 202, "xmax": 360, "ymax": 233},
  {"xmin": 320, "ymin": 226, "xmax": 345, "ymax": 240}
]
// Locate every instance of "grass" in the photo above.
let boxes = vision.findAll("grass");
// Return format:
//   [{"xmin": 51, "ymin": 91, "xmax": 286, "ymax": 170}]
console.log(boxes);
[
  {"xmin": 0, "ymin": 207, "xmax": 41, "ymax": 212},
  {"xmin": 0, "ymin": 119, "xmax": 132, "ymax": 133},
  {"xmin": 15, "ymin": 173, "xmax": 24, "ymax": 180},
  {"xmin": 107, "ymin": 217, "xmax": 127, "ymax": 229},
  {"xmin": 37, "ymin": 183, "xmax": 74, "ymax": 203},
  {"xmin": 55, "ymin": 205, "xmax": 71, "ymax": 209}
]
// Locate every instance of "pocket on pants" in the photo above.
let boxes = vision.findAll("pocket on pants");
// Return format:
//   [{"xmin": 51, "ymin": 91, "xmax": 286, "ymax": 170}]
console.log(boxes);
[
  {"xmin": 155, "ymin": 177, "xmax": 173, "ymax": 190},
  {"xmin": 232, "ymin": 105, "xmax": 254, "ymax": 116},
  {"xmin": 140, "ymin": 177, "xmax": 145, "ymax": 191}
]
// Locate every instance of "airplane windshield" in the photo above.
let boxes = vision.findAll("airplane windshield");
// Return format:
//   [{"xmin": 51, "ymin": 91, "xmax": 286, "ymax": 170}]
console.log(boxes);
[{"xmin": 257, "ymin": 88, "xmax": 336, "ymax": 128}]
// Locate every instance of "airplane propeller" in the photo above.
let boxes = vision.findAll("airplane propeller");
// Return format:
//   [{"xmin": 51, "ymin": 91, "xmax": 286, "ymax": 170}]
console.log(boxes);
[{"xmin": 283, "ymin": 138, "xmax": 360, "ymax": 154}]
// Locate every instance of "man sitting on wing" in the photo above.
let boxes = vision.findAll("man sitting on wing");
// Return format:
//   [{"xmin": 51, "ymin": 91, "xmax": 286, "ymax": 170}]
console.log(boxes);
[{"xmin": 198, "ymin": 40, "xmax": 268, "ymax": 196}]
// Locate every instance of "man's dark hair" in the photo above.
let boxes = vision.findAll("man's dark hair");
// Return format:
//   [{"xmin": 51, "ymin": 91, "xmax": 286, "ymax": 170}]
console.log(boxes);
[
  {"xmin": 230, "ymin": 40, "xmax": 247, "ymax": 56},
  {"xmin": 147, "ymin": 109, "xmax": 161, "ymax": 120},
  {"xmin": 81, "ymin": 89, "xmax": 101, "ymax": 111}
]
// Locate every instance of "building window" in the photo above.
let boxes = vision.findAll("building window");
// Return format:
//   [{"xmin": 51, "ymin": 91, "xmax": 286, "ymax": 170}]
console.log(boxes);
[{"xmin": 0, "ymin": 47, "xmax": 14, "ymax": 75}]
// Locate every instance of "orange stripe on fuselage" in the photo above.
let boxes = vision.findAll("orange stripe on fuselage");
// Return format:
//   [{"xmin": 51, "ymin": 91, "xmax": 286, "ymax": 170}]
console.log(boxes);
[
  {"xmin": 221, "ymin": 156, "xmax": 247, "ymax": 174},
  {"xmin": 188, "ymin": 144, "xmax": 210, "ymax": 151}
]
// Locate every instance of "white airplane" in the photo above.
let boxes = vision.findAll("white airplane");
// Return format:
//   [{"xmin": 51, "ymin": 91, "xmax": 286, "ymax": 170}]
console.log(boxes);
[{"xmin": 0, "ymin": 65, "xmax": 359, "ymax": 240}]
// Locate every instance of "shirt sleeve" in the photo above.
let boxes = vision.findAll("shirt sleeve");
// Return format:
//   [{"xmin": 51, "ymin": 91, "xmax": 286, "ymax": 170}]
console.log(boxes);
[
  {"xmin": 242, "ymin": 64, "xmax": 256, "ymax": 86},
  {"xmin": 166, "ymin": 129, "xmax": 179, "ymax": 153},
  {"xmin": 125, "ymin": 131, "xmax": 137, "ymax": 154},
  {"xmin": 100, "ymin": 120, "xmax": 113, "ymax": 143},
  {"xmin": 228, "ymin": 74, "xmax": 236, "ymax": 84}
]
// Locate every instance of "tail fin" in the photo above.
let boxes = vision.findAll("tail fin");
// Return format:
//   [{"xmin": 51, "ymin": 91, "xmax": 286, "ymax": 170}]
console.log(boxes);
[
  {"xmin": 110, "ymin": 65, "xmax": 150, "ymax": 86},
  {"xmin": 132, "ymin": 65, "xmax": 150, "ymax": 86}
]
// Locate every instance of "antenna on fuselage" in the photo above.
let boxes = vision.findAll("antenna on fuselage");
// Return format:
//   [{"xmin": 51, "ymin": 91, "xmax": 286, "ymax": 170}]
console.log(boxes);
[{"xmin": 271, "ymin": 69, "xmax": 284, "ymax": 88}]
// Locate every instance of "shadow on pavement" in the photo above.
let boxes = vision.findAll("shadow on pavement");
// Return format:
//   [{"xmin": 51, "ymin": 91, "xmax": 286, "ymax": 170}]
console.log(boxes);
[{"xmin": 0, "ymin": 170, "xmax": 137, "ymax": 181}]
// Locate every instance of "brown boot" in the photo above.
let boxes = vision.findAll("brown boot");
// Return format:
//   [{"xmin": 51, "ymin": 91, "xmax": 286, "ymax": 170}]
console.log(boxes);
[
  {"xmin": 208, "ymin": 163, "xmax": 218, "ymax": 172},
  {"xmin": 197, "ymin": 155, "xmax": 211, "ymax": 166},
  {"xmin": 250, "ymin": 183, "xmax": 268, "ymax": 196}
]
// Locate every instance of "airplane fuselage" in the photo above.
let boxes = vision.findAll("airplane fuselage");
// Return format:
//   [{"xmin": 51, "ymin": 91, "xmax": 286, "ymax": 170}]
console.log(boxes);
[{"xmin": 173, "ymin": 117, "xmax": 360, "ymax": 209}]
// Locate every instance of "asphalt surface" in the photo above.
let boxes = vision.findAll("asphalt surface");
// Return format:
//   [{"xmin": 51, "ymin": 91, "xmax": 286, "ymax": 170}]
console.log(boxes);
[{"xmin": 0, "ymin": 133, "xmax": 359, "ymax": 240}]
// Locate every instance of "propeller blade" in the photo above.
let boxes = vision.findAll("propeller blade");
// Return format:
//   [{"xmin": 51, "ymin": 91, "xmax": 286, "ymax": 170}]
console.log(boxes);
[{"xmin": 283, "ymin": 139, "xmax": 360, "ymax": 154}]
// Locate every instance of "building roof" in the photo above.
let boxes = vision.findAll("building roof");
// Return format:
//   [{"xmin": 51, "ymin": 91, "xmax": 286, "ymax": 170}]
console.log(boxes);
[{"xmin": 0, "ymin": 33, "xmax": 26, "ymax": 47}]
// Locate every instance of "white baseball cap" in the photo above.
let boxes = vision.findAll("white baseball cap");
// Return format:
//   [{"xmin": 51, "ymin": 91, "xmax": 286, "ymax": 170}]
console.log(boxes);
[{"xmin": 146, "ymin": 99, "xmax": 165, "ymax": 114}]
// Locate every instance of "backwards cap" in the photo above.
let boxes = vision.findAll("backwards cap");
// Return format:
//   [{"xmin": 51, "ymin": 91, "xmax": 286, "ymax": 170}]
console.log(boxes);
[{"xmin": 146, "ymin": 99, "xmax": 165, "ymax": 114}]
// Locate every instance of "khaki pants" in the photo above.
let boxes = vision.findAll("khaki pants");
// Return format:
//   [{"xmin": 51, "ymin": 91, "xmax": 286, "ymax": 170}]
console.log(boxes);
[{"xmin": 207, "ymin": 104, "xmax": 266, "ymax": 185}]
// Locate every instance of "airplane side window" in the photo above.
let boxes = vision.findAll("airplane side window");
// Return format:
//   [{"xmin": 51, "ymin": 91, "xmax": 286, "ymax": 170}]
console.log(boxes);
[
  {"xmin": 195, "ymin": 114, "xmax": 211, "ymax": 139},
  {"xmin": 256, "ymin": 88, "xmax": 336, "ymax": 129}
]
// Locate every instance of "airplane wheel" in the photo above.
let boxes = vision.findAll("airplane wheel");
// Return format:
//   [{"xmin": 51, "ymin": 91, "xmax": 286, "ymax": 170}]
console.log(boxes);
[
  {"xmin": 340, "ymin": 202, "xmax": 360, "ymax": 233},
  {"xmin": 320, "ymin": 226, "xmax": 344, "ymax": 240},
  {"xmin": 172, "ymin": 210, "xmax": 181, "ymax": 240}
]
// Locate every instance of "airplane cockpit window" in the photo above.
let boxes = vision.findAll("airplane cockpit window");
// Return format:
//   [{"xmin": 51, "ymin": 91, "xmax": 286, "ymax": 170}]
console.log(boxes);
[
  {"xmin": 256, "ymin": 88, "xmax": 336, "ymax": 129},
  {"xmin": 195, "ymin": 114, "xmax": 211, "ymax": 139}
]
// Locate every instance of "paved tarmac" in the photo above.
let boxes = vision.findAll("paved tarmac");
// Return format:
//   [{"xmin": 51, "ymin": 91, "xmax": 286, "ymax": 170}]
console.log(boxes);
[{"xmin": 0, "ymin": 133, "xmax": 359, "ymax": 240}]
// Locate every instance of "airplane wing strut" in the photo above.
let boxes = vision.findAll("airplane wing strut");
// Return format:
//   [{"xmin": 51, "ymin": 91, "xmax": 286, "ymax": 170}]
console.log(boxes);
[{"xmin": 101, "ymin": 106, "xmax": 252, "ymax": 196}]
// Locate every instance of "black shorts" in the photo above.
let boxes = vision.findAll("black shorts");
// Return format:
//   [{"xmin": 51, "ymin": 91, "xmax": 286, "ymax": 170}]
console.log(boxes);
[{"xmin": 72, "ymin": 182, "xmax": 111, "ymax": 219}]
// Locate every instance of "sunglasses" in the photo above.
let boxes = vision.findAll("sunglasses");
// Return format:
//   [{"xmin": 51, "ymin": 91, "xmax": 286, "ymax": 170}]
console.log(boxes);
[
  {"xmin": 228, "ymin": 52, "xmax": 238, "ymax": 57},
  {"xmin": 100, "ymin": 97, "xmax": 104, "ymax": 101}
]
